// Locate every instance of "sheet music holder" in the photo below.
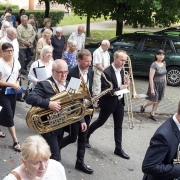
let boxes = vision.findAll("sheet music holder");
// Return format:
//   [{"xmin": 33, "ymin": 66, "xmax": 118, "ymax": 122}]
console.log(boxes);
[{"xmin": 66, "ymin": 77, "xmax": 82, "ymax": 93}]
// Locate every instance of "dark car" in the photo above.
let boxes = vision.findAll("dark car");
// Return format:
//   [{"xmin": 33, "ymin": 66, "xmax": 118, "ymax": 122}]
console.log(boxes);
[{"xmin": 86, "ymin": 32, "xmax": 180, "ymax": 86}]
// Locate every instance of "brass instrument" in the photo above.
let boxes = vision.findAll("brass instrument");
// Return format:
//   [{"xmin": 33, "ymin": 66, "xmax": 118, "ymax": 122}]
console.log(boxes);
[
  {"xmin": 123, "ymin": 56, "xmax": 140, "ymax": 129},
  {"xmin": 26, "ymin": 73, "xmax": 113, "ymax": 134}
]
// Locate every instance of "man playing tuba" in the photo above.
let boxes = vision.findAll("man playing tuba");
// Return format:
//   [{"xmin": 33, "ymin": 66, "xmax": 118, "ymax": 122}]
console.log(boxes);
[{"xmin": 26, "ymin": 60, "xmax": 69, "ymax": 162}]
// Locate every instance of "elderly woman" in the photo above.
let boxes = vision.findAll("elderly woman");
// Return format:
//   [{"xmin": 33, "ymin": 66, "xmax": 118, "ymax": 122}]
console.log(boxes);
[
  {"xmin": 0, "ymin": 21, "xmax": 11, "ymax": 39},
  {"xmin": 51, "ymin": 27, "xmax": 66, "ymax": 60},
  {"xmin": 35, "ymin": 29, "xmax": 53, "ymax": 60},
  {"xmin": 62, "ymin": 39, "xmax": 77, "ymax": 70},
  {"xmin": 2, "ymin": 13, "xmax": 13, "ymax": 27},
  {"xmin": 41, "ymin": 18, "xmax": 53, "ymax": 36},
  {"xmin": 3, "ymin": 135, "xmax": 67, "ymax": 180},
  {"xmin": 28, "ymin": 46, "xmax": 53, "ymax": 90},
  {"xmin": 0, "ymin": 42, "xmax": 21, "ymax": 152}
]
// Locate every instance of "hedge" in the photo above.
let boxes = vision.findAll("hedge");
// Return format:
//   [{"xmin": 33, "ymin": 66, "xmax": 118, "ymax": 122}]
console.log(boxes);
[
  {"xmin": 0, "ymin": 4, "xmax": 19, "ymax": 10},
  {"xmin": 0, "ymin": 10, "xmax": 64, "ymax": 27}
]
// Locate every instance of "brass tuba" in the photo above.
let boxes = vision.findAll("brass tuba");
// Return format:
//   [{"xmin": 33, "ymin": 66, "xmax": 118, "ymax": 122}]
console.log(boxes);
[{"xmin": 26, "ymin": 73, "xmax": 113, "ymax": 134}]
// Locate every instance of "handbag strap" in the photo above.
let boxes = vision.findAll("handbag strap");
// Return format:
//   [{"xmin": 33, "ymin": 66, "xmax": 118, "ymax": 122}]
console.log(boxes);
[
  {"xmin": 11, "ymin": 171, "xmax": 21, "ymax": 180},
  {"xmin": 6, "ymin": 57, "xmax": 15, "ymax": 82}
]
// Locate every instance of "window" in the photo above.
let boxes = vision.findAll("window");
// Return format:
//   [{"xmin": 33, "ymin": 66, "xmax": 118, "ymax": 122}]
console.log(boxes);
[
  {"xmin": 173, "ymin": 40, "xmax": 180, "ymax": 53},
  {"xmin": 164, "ymin": 41, "xmax": 173, "ymax": 53},
  {"xmin": 113, "ymin": 37, "xmax": 140, "ymax": 51},
  {"xmin": 142, "ymin": 38, "xmax": 166, "ymax": 52}
]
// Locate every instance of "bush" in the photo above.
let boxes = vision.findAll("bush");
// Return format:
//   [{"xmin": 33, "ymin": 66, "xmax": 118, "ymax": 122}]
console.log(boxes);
[
  {"xmin": 0, "ymin": 4, "xmax": 19, "ymax": 11},
  {"xmin": 0, "ymin": 10, "xmax": 64, "ymax": 27}
]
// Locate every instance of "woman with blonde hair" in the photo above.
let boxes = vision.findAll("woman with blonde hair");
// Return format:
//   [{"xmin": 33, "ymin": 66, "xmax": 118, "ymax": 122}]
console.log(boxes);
[
  {"xmin": 3, "ymin": 135, "xmax": 67, "ymax": 180},
  {"xmin": 35, "ymin": 29, "xmax": 53, "ymax": 60},
  {"xmin": 41, "ymin": 18, "xmax": 53, "ymax": 36},
  {"xmin": 28, "ymin": 45, "xmax": 53, "ymax": 90},
  {"xmin": 0, "ymin": 21, "xmax": 11, "ymax": 39}
]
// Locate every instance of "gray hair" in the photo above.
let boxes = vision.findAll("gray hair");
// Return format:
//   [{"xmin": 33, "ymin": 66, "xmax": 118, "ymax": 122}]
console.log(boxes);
[
  {"xmin": 68, "ymin": 39, "xmax": 77, "ymax": 47},
  {"xmin": 20, "ymin": 15, "xmax": 28, "ymax": 20},
  {"xmin": 1, "ymin": 21, "xmax": 10, "ymax": 31},
  {"xmin": 101, "ymin": 40, "xmax": 110, "ymax": 46},
  {"xmin": 5, "ymin": 12, "xmax": 11, "ymax": 18},
  {"xmin": 7, "ymin": 27, "xmax": 16, "ymax": 35},
  {"xmin": 52, "ymin": 59, "xmax": 68, "ymax": 70},
  {"xmin": 56, "ymin": 27, "xmax": 63, "ymax": 32},
  {"xmin": 40, "ymin": 45, "xmax": 53, "ymax": 59}
]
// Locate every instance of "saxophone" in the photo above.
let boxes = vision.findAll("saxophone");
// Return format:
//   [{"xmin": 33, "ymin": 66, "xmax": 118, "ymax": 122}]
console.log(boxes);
[{"xmin": 26, "ymin": 73, "xmax": 113, "ymax": 134}]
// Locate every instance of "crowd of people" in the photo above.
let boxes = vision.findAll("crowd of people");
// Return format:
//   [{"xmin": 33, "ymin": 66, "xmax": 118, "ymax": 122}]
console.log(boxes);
[{"xmin": 0, "ymin": 6, "xmax": 179, "ymax": 180}]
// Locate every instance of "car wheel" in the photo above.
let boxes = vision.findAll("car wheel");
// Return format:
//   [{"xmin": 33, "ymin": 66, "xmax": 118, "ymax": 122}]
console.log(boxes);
[{"xmin": 167, "ymin": 66, "xmax": 180, "ymax": 86}]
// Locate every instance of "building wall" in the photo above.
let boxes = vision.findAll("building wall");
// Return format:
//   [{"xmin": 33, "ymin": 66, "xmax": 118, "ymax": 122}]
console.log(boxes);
[{"xmin": 1, "ymin": 0, "xmax": 68, "ymax": 12}]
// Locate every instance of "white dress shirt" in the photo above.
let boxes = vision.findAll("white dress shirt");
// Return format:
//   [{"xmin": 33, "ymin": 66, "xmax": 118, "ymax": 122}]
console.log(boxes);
[
  {"xmin": 78, "ymin": 67, "xmax": 89, "ymax": 88},
  {"xmin": 173, "ymin": 113, "xmax": 180, "ymax": 131},
  {"xmin": 68, "ymin": 32, "xmax": 85, "ymax": 51},
  {"xmin": 112, "ymin": 63, "xmax": 122, "ymax": 88},
  {"xmin": 0, "ymin": 36, "xmax": 19, "ymax": 60},
  {"xmin": 93, "ymin": 46, "xmax": 110, "ymax": 68}
]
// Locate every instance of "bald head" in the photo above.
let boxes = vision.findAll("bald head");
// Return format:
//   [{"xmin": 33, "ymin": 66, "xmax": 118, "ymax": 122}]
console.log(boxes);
[{"xmin": 52, "ymin": 60, "xmax": 68, "ymax": 85}]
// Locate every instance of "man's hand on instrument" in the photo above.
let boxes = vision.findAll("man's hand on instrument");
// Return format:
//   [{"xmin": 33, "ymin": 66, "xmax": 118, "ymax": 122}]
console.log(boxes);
[
  {"xmin": 81, "ymin": 122, "xmax": 87, "ymax": 132},
  {"xmin": 49, "ymin": 101, "xmax": 61, "ymax": 111},
  {"xmin": 120, "ymin": 84, "xmax": 128, "ymax": 90}
]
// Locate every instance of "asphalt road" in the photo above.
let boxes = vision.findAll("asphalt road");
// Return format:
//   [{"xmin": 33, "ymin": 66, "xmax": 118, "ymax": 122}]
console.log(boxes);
[{"xmin": 0, "ymin": 75, "xmax": 178, "ymax": 179}]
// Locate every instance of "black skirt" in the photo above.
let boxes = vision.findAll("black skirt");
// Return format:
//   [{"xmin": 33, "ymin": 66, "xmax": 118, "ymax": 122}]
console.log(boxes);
[{"xmin": 0, "ymin": 90, "xmax": 16, "ymax": 127}]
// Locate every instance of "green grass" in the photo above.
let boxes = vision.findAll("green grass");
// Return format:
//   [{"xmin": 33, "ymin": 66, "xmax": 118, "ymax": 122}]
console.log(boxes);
[{"xmin": 59, "ymin": 13, "xmax": 109, "ymax": 26}]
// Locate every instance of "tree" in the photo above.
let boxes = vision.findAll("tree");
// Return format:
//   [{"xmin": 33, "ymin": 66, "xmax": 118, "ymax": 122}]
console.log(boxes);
[{"xmin": 59, "ymin": 0, "xmax": 180, "ymax": 36}]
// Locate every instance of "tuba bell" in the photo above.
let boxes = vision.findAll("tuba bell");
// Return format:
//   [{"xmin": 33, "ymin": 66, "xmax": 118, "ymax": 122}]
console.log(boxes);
[{"xmin": 26, "ymin": 73, "xmax": 113, "ymax": 134}]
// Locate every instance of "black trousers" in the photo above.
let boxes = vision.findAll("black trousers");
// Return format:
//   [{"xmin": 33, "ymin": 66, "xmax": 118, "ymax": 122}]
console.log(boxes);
[
  {"xmin": 0, "ymin": 91, "xmax": 16, "ymax": 127},
  {"xmin": 87, "ymin": 101, "xmax": 124, "ymax": 149},
  {"xmin": 61, "ymin": 115, "xmax": 91, "ymax": 164},
  {"xmin": 42, "ymin": 128, "xmax": 64, "ymax": 162}
]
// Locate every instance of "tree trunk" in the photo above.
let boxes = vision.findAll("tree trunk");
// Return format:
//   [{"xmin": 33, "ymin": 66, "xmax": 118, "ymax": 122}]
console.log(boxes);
[
  {"xmin": 44, "ymin": 0, "xmax": 50, "ymax": 18},
  {"xmin": 86, "ymin": 14, "xmax": 91, "ymax": 37},
  {"xmin": 116, "ymin": 20, "xmax": 123, "ymax": 36}
]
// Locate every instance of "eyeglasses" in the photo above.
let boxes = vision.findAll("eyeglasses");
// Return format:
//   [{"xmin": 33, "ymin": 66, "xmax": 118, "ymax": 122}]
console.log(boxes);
[
  {"xmin": 3, "ymin": 50, "xmax": 14, "ymax": 53},
  {"xmin": 54, "ymin": 69, "xmax": 68, "ymax": 75}
]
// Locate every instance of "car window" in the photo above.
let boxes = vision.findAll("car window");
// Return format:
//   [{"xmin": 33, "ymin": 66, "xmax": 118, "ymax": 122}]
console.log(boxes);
[
  {"xmin": 113, "ymin": 36, "xmax": 140, "ymax": 51},
  {"xmin": 172, "ymin": 40, "xmax": 180, "ymax": 53},
  {"xmin": 142, "ymin": 38, "xmax": 166, "ymax": 52},
  {"xmin": 164, "ymin": 41, "xmax": 173, "ymax": 53}
]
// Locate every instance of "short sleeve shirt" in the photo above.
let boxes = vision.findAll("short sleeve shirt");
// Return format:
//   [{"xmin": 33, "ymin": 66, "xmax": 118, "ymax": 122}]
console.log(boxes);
[{"xmin": 0, "ymin": 58, "xmax": 21, "ymax": 83}]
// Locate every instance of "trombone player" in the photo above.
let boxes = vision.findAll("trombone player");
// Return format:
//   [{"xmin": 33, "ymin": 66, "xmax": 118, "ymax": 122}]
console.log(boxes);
[
  {"xmin": 86, "ymin": 50, "xmax": 130, "ymax": 159},
  {"xmin": 142, "ymin": 101, "xmax": 180, "ymax": 180}
]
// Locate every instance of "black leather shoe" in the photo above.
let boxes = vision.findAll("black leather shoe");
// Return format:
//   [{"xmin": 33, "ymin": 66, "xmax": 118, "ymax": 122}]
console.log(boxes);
[
  {"xmin": 114, "ymin": 149, "xmax": 130, "ymax": 159},
  {"xmin": 75, "ymin": 163, "xmax": 93, "ymax": 174},
  {"xmin": 17, "ymin": 98, "xmax": 25, "ymax": 102},
  {"xmin": 21, "ymin": 70, "xmax": 26, "ymax": 75},
  {"xmin": 85, "ymin": 140, "xmax": 91, "ymax": 148},
  {"xmin": 85, "ymin": 142, "xmax": 91, "ymax": 148}
]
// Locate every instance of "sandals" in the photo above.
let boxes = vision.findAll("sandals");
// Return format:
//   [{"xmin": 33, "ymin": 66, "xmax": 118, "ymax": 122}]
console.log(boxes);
[
  {"xmin": 0, "ymin": 130, "xmax": 6, "ymax": 138},
  {"xmin": 149, "ymin": 113, "xmax": 157, "ymax": 121},
  {"xmin": 13, "ymin": 142, "xmax": 21, "ymax": 152},
  {"xmin": 140, "ymin": 105, "xmax": 145, "ymax": 113}
]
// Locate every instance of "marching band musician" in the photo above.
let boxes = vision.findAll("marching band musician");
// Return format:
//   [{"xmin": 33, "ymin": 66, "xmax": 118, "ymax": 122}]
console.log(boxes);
[
  {"xmin": 142, "ymin": 101, "xmax": 180, "ymax": 180},
  {"xmin": 61, "ymin": 49, "xmax": 94, "ymax": 174},
  {"xmin": 86, "ymin": 50, "xmax": 130, "ymax": 160},
  {"xmin": 26, "ymin": 60, "xmax": 69, "ymax": 162}
]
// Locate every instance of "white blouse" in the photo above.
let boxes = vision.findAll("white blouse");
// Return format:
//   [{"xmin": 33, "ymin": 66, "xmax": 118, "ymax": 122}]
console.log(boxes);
[
  {"xmin": 28, "ymin": 59, "xmax": 53, "ymax": 89},
  {"xmin": 0, "ymin": 58, "xmax": 21, "ymax": 83},
  {"xmin": 3, "ymin": 159, "xmax": 67, "ymax": 180}
]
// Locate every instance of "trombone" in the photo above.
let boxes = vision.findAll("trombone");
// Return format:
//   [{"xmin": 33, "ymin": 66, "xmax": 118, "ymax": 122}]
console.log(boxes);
[{"xmin": 123, "ymin": 56, "xmax": 140, "ymax": 129}]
